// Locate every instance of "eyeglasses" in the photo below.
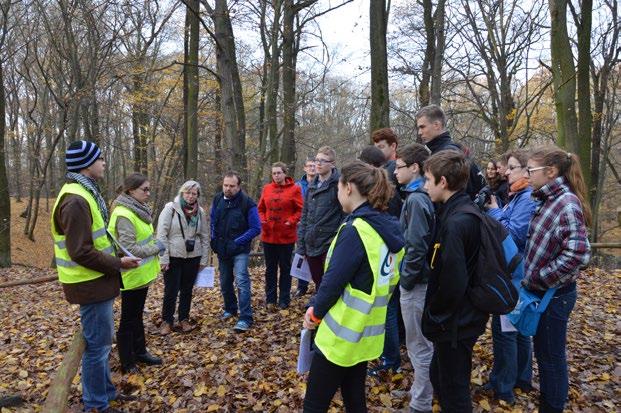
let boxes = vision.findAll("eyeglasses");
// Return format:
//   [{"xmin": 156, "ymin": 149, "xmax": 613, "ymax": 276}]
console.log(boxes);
[
  {"xmin": 139, "ymin": 187, "xmax": 151, "ymax": 192},
  {"xmin": 314, "ymin": 158, "xmax": 333, "ymax": 165},
  {"xmin": 525, "ymin": 166, "xmax": 547, "ymax": 176},
  {"xmin": 507, "ymin": 164, "xmax": 522, "ymax": 171}
]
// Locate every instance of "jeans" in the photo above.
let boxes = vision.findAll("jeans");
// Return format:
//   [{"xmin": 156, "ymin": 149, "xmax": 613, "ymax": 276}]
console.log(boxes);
[
  {"xmin": 218, "ymin": 253, "xmax": 253, "ymax": 323},
  {"xmin": 304, "ymin": 352, "xmax": 368, "ymax": 412},
  {"xmin": 430, "ymin": 337, "xmax": 478, "ymax": 413},
  {"xmin": 380, "ymin": 287, "xmax": 401, "ymax": 370},
  {"xmin": 79, "ymin": 298, "xmax": 116, "ymax": 411},
  {"xmin": 489, "ymin": 314, "xmax": 532, "ymax": 401},
  {"xmin": 306, "ymin": 252, "xmax": 327, "ymax": 289},
  {"xmin": 263, "ymin": 242, "xmax": 294, "ymax": 306},
  {"xmin": 534, "ymin": 286, "xmax": 577, "ymax": 412},
  {"xmin": 400, "ymin": 285, "xmax": 433, "ymax": 411},
  {"xmin": 162, "ymin": 256, "xmax": 201, "ymax": 324},
  {"xmin": 117, "ymin": 287, "xmax": 149, "ymax": 369}
]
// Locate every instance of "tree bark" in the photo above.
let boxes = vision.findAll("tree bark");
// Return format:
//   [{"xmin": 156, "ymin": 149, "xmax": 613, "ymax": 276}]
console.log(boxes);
[
  {"xmin": 183, "ymin": 0, "xmax": 200, "ymax": 180},
  {"xmin": 369, "ymin": 0, "xmax": 390, "ymax": 136},
  {"xmin": 576, "ymin": 0, "xmax": 592, "ymax": 192},
  {"xmin": 0, "ymin": 61, "xmax": 10, "ymax": 267}
]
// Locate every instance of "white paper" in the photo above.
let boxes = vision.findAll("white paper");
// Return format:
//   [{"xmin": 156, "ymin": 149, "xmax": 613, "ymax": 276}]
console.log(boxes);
[
  {"xmin": 500, "ymin": 314, "xmax": 518, "ymax": 332},
  {"xmin": 290, "ymin": 253, "xmax": 312, "ymax": 282},
  {"xmin": 297, "ymin": 328, "xmax": 314, "ymax": 374},
  {"xmin": 195, "ymin": 267, "xmax": 215, "ymax": 288},
  {"xmin": 106, "ymin": 230, "xmax": 138, "ymax": 260}
]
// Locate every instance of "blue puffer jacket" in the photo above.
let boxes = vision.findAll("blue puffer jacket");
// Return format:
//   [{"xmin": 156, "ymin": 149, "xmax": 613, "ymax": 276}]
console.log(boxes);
[{"xmin": 487, "ymin": 187, "xmax": 536, "ymax": 254}]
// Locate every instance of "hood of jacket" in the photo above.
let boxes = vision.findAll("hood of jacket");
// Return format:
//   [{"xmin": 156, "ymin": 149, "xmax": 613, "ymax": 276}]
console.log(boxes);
[
  {"xmin": 402, "ymin": 177, "xmax": 426, "ymax": 195},
  {"xmin": 271, "ymin": 176, "xmax": 296, "ymax": 188},
  {"xmin": 348, "ymin": 203, "xmax": 405, "ymax": 253}
]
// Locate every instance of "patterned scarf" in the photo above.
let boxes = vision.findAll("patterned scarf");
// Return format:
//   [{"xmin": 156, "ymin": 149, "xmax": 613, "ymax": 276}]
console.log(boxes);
[
  {"xmin": 180, "ymin": 198, "xmax": 199, "ymax": 227},
  {"xmin": 66, "ymin": 172, "xmax": 109, "ymax": 225},
  {"xmin": 111, "ymin": 193, "xmax": 153, "ymax": 224}
]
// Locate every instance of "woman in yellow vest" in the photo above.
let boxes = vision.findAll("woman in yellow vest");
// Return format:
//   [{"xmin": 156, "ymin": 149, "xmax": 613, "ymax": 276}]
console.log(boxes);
[
  {"xmin": 109, "ymin": 173, "xmax": 164, "ymax": 374},
  {"xmin": 302, "ymin": 161, "xmax": 405, "ymax": 412}
]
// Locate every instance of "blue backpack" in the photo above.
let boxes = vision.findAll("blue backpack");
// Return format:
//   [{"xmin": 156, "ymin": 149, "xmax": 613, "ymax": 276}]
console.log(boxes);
[{"xmin": 458, "ymin": 205, "xmax": 520, "ymax": 315}]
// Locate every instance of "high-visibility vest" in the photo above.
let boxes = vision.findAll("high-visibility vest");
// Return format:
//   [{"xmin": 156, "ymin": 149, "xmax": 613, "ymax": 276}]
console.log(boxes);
[
  {"xmin": 108, "ymin": 205, "xmax": 159, "ymax": 291},
  {"xmin": 314, "ymin": 218, "xmax": 404, "ymax": 367},
  {"xmin": 51, "ymin": 183, "xmax": 116, "ymax": 284}
]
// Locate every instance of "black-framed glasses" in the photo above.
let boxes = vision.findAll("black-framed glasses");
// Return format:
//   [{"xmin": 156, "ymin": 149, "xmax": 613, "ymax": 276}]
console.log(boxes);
[
  {"xmin": 395, "ymin": 163, "xmax": 409, "ymax": 170},
  {"xmin": 139, "ymin": 187, "xmax": 151, "ymax": 192},
  {"xmin": 525, "ymin": 166, "xmax": 547, "ymax": 176}
]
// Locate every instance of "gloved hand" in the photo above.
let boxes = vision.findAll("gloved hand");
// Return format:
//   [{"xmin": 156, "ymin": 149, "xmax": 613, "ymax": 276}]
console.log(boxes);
[{"xmin": 156, "ymin": 239, "xmax": 166, "ymax": 256}]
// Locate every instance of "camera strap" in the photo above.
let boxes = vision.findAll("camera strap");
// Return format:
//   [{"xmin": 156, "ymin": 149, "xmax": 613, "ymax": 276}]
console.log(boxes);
[{"xmin": 175, "ymin": 209, "xmax": 199, "ymax": 241}]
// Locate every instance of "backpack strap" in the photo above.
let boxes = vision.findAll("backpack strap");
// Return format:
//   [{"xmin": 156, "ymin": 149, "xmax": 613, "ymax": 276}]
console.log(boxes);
[{"xmin": 537, "ymin": 288, "xmax": 557, "ymax": 313}]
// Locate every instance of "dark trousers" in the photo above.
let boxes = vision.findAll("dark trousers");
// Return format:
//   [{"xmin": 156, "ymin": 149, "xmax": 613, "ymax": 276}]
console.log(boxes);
[
  {"xmin": 263, "ymin": 242, "xmax": 294, "ymax": 306},
  {"xmin": 162, "ymin": 256, "xmax": 201, "ymax": 324},
  {"xmin": 430, "ymin": 337, "xmax": 477, "ymax": 413},
  {"xmin": 303, "ymin": 352, "xmax": 368, "ymax": 413},
  {"xmin": 117, "ymin": 287, "xmax": 148, "ymax": 369},
  {"xmin": 306, "ymin": 252, "xmax": 328, "ymax": 289}
]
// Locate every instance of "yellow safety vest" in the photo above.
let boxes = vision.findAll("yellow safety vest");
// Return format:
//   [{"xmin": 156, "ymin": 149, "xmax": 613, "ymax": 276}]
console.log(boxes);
[
  {"xmin": 108, "ymin": 205, "xmax": 160, "ymax": 291},
  {"xmin": 314, "ymin": 218, "xmax": 404, "ymax": 367},
  {"xmin": 51, "ymin": 183, "xmax": 116, "ymax": 284}
]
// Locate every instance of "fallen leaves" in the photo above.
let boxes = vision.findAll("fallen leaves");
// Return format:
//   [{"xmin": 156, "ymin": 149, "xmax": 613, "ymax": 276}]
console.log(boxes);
[{"xmin": 0, "ymin": 265, "xmax": 619, "ymax": 412}]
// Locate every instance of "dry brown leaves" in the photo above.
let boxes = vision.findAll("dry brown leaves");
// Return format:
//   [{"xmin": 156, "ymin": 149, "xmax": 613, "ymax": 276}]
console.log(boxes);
[{"xmin": 0, "ymin": 266, "xmax": 619, "ymax": 412}]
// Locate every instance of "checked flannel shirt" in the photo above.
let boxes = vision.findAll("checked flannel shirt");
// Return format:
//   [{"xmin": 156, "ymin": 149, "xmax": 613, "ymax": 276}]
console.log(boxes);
[{"xmin": 523, "ymin": 176, "xmax": 591, "ymax": 291}]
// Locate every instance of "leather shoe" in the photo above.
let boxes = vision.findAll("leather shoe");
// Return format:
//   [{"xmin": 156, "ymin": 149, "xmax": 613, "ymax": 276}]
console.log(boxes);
[
  {"xmin": 120, "ymin": 364, "xmax": 140, "ymax": 375},
  {"xmin": 159, "ymin": 322, "xmax": 172, "ymax": 336},
  {"xmin": 114, "ymin": 392, "xmax": 138, "ymax": 402},
  {"xmin": 136, "ymin": 352, "xmax": 162, "ymax": 366},
  {"xmin": 180, "ymin": 319, "xmax": 195, "ymax": 333}
]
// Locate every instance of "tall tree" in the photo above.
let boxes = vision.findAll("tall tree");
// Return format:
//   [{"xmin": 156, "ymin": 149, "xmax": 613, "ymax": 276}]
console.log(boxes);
[
  {"xmin": 0, "ymin": 2, "xmax": 9, "ymax": 266},
  {"xmin": 183, "ymin": 0, "xmax": 200, "ymax": 179},
  {"xmin": 419, "ymin": 0, "xmax": 446, "ymax": 106},
  {"xmin": 369, "ymin": 0, "xmax": 390, "ymax": 135}
]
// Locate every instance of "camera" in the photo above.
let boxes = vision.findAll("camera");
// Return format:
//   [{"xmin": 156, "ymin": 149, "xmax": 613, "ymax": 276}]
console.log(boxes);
[
  {"xmin": 474, "ymin": 186, "xmax": 493, "ymax": 210},
  {"xmin": 185, "ymin": 239, "xmax": 196, "ymax": 252}
]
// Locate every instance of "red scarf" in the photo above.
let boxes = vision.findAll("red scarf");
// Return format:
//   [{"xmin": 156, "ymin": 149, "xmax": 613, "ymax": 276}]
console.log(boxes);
[{"xmin": 509, "ymin": 177, "xmax": 529, "ymax": 195}]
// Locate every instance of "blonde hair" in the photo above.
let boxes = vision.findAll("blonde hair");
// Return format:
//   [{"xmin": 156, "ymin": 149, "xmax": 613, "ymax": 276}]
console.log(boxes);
[{"xmin": 178, "ymin": 180, "xmax": 201, "ymax": 198}]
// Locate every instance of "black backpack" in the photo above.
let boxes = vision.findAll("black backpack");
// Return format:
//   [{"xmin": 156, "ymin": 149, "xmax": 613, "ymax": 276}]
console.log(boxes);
[{"xmin": 458, "ymin": 205, "xmax": 520, "ymax": 315}]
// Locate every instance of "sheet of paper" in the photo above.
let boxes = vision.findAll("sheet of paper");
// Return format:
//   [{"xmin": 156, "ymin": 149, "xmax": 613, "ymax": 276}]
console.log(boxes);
[
  {"xmin": 290, "ymin": 253, "xmax": 312, "ymax": 282},
  {"xmin": 500, "ymin": 314, "xmax": 518, "ymax": 332},
  {"xmin": 195, "ymin": 266, "xmax": 215, "ymax": 288},
  {"xmin": 106, "ymin": 230, "xmax": 138, "ymax": 259},
  {"xmin": 297, "ymin": 328, "xmax": 314, "ymax": 374}
]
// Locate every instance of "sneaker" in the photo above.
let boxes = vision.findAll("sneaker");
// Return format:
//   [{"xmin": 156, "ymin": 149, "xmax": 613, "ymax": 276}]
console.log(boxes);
[
  {"xmin": 233, "ymin": 320, "xmax": 251, "ymax": 332},
  {"xmin": 221, "ymin": 311, "xmax": 236, "ymax": 320},
  {"xmin": 293, "ymin": 290, "xmax": 307, "ymax": 298}
]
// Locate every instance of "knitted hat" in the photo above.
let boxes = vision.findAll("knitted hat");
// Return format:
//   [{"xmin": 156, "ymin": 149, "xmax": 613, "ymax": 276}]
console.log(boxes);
[{"xmin": 65, "ymin": 140, "xmax": 102, "ymax": 172}]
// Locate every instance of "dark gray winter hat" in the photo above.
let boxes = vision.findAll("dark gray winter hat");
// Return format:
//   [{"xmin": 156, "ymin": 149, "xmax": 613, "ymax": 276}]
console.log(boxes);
[{"xmin": 65, "ymin": 140, "xmax": 102, "ymax": 172}]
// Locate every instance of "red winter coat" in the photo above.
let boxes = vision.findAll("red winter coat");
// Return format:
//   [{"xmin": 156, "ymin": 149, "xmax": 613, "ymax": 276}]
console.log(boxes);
[{"xmin": 258, "ymin": 177, "xmax": 304, "ymax": 244}]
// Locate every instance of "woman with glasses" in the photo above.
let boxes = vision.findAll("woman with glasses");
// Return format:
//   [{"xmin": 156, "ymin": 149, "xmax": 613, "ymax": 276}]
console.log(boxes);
[
  {"xmin": 108, "ymin": 173, "xmax": 164, "ymax": 373},
  {"xmin": 156, "ymin": 180, "xmax": 210, "ymax": 335},
  {"xmin": 484, "ymin": 150, "xmax": 537, "ymax": 404},
  {"xmin": 521, "ymin": 147, "xmax": 591, "ymax": 413}
]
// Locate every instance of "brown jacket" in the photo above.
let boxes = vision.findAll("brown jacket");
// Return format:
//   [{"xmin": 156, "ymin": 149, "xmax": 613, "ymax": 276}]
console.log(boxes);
[{"xmin": 53, "ymin": 190, "xmax": 122, "ymax": 305}]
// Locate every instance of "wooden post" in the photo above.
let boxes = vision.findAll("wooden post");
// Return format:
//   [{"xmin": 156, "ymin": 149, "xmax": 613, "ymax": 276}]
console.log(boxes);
[{"xmin": 42, "ymin": 329, "xmax": 85, "ymax": 413}]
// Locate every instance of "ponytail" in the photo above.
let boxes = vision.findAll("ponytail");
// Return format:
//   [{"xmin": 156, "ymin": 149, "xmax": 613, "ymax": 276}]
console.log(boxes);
[
  {"xmin": 530, "ymin": 146, "xmax": 592, "ymax": 226},
  {"xmin": 340, "ymin": 160, "xmax": 394, "ymax": 211}
]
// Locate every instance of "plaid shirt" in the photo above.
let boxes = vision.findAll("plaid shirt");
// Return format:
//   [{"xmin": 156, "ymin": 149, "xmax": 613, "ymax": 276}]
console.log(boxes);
[{"xmin": 523, "ymin": 176, "xmax": 591, "ymax": 291}]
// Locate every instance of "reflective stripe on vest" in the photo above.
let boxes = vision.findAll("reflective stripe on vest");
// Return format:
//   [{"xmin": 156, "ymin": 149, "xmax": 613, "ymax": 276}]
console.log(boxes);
[
  {"xmin": 108, "ymin": 205, "xmax": 159, "ymax": 290},
  {"xmin": 51, "ymin": 183, "xmax": 116, "ymax": 284},
  {"xmin": 314, "ymin": 218, "xmax": 404, "ymax": 367}
]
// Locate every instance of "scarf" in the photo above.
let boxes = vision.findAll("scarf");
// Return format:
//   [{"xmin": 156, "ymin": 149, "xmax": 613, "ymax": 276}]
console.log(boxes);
[
  {"xmin": 180, "ymin": 198, "xmax": 199, "ymax": 226},
  {"xmin": 66, "ymin": 172, "xmax": 109, "ymax": 225},
  {"xmin": 112, "ymin": 193, "xmax": 153, "ymax": 224},
  {"xmin": 509, "ymin": 177, "xmax": 529, "ymax": 195}
]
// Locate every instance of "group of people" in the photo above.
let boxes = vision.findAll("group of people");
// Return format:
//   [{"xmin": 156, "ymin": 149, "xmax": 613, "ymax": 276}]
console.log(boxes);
[{"xmin": 51, "ymin": 103, "xmax": 591, "ymax": 413}]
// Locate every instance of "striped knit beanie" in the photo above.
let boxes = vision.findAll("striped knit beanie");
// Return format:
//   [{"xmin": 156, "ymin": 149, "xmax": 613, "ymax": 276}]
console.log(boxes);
[{"xmin": 65, "ymin": 140, "xmax": 101, "ymax": 172}]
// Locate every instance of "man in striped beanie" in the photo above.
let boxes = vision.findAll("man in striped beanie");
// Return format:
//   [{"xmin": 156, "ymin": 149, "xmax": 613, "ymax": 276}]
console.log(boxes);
[{"xmin": 52, "ymin": 140, "xmax": 140, "ymax": 412}]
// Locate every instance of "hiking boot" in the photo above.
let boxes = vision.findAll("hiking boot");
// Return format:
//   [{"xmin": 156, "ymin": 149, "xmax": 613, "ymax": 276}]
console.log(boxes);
[
  {"xmin": 135, "ymin": 351, "xmax": 162, "ymax": 366},
  {"xmin": 159, "ymin": 322, "xmax": 172, "ymax": 336},
  {"xmin": 179, "ymin": 320, "xmax": 195, "ymax": 333}
]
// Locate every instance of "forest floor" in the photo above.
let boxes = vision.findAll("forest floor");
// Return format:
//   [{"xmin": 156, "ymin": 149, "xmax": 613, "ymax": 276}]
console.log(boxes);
[{"xmin": 0, "ymin": 199, "xmax": 619, "ymax": 412}]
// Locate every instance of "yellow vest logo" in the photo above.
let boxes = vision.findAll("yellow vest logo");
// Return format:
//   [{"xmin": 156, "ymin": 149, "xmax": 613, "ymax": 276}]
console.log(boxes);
[{"xmin": 378, "ymin": 245, "xmax": 395, "ymax": 286}]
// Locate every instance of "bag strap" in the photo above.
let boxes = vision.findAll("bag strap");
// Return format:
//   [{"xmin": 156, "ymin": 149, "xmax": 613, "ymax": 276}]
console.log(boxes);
[
  {"xmin": 176, "ymin": 211, "xmax": 186, "ymax": 240},
  {"xmin": 536, "ymin": 288, "xmax": 557, "ymax": 313}
]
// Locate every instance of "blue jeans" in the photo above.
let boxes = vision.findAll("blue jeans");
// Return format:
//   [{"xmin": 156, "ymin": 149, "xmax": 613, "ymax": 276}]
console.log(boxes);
[
  {"xmin": 218, "ymin": 253, "xmax": 253, "ymax": 323},
  {"xmin": 381, "ymin": 287, "xmax": 401, "ymax": 369},
  {"xmin": 489, "ymin": 315, "xmax": 532, "ymax": 401},
  {"xmin": 533, "ymin": 285, "xmax": 577, "ymax": 412},
  {"xmin": 79, "ymin": 299, "xmax": 116, "ymax": 411}
]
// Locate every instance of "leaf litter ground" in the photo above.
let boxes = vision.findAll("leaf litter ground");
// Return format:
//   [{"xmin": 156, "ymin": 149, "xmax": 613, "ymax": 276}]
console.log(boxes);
[{"xmin": 0, "ymin": 265, "xmax": 619, "ymax": 413}]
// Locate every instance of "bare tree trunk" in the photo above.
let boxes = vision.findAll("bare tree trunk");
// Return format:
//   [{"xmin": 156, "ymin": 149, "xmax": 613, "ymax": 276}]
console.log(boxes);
[
  {"xmin": 184, "ymin": 0, "xmax": 200, "ymax": 180},
  {"xmin": 281, "ymin": 0, "xmax": 297, "ymax": 172},
  {"xmin": 429, "ymin": 0, "xmax": 445, "ymax": 105},
  {"xmin": 369, "ymin": 0, "xmax": 390, "ymax": 135},
  {"xmin": 0, "ymin": 61, "xmax": 10, "ymax": 267},
  {"xmin": 576, "ymin": 0, "xmax": 592, "ymax": 192}
]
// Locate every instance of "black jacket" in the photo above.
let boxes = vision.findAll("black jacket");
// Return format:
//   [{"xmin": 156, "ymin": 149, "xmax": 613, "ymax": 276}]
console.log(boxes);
[
  {"xmin": 312, "ymin": 203, "xmax": 405, "ymax": 318},
  {"xmin": 384, "ymin": 159, "xmax": 404, "ymax": 218},
  {"xmin": 425, "ymin": 132, "xmax": 485, "ymax": 200},
  {"xmin": 422, "ymin": 191, "xmax": 488, "ymax": 343}
]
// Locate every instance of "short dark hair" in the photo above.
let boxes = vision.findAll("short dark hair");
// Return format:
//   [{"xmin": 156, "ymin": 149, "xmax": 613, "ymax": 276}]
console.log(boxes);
[
  {"xmin": 396, "ymin": 143, "xmax": 430, "ymax": 170},
  {"xmin": 118, "ymin": 172, "xmax": 148, "ymax": 194},
  {"xmin": 416, "ymin": 104, "xmax": 446, "ymax": 127},
  {"xmin": 359, "ymin": 145, "xmax": 386, "ymax": 167},
  {"xmin": 423, "ymin": 150, "xmax": 469, "ymax": 191},
  {"xmin": 224, "ymin": 171, "xmax": 242, "ymax": 186},
  {"xmin": 371, "ymin": 128, "xmax": 399, "ymax": 147}
]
